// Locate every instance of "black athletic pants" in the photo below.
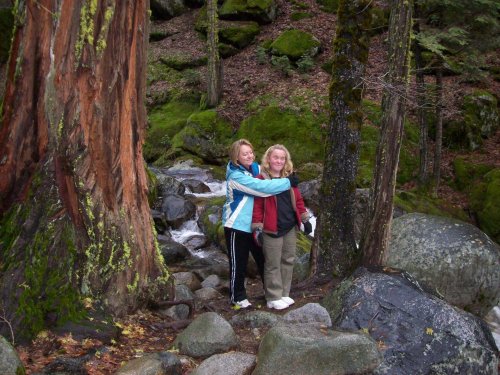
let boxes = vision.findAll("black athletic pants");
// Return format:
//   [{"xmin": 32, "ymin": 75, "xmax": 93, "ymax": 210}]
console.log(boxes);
[{"xmin": 224, "ymin": 227, "xmax": 265, "ymax": 304}]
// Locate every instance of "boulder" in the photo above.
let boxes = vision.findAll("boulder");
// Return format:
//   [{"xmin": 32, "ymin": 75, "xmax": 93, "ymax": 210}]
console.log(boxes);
[
  {"xmin": 191, "ymin": 352, "xmax": 256, "ymax": 375},
  {"xmin": 322, "ymin": 267, "xmax": 499, "ymax": 374},
  {"xmin": 161, "ymin": 194, "xmax": 196, "ymax": 229},
  {"xmin": 386, "ymin": 213, "xmax": 500, "ymax": 316},
  {"xmin": 172, "ymin": 312, "xmax": 237, "ymax": 357},
  {"xmin": 173, "ymin": 271, "xmax": 202, "ymax": 291},
  {"xmin": 201, "ymin": 274, "xmax": 221, "ymax": 288},
  {"xmin": 115, "ymin": 352, "xmax": 182, "ymax": 375},
  {"xmin": 194, "ymin": 287, "xmax": 223, "ymax": 302},
  {"xmin": 159, "ymin": 52, "xmax": 207, "ymax": 70},
  {"xmin": 270, "ymin": 29, "xmax": 321, "ymax": 60},
  {"xmin": 253, "ymin": 324, "xmax": 381, "ymax": 375},
  {"xmin": 230, "ymin": 310, "xmax": 282, "ymax": 328},
  {"xmin": 160, "ymin": 284, "xmax": 195, "ymax": 320},
  {"xmin": 282, "ymin": 303, "xmax": 332, "ymax": 327},
  {"xmin": 0, "ymin": 336, "xmax": 25, "ymax": 375},
  {"xmin": 182, "ymin": 178, "xmax": 211, "ymax": 193},
  {"xmin": 158, "ymin": 237, "xmax": 191, "ymax": 264},
  {"xmin": 219, "ymin": 0, "xmax": 276, "ymax": 24},
  {"xmin": 197, "ymin": 196, "xmax": 225, "ymax": 249},
  {"xmin": 298, "ymin": 179, "xmax": 320, "ymax": 214},
  {"xmin": 150, "ymin": 0, "xmax": 189, "ymax": 19},
  {"xmin": 151, "ymin": 209, "xmax": 169, "ymax": 233},
  {"xmin": 156, "ymin": 173, "xmax": 186, "ymax": 196}
]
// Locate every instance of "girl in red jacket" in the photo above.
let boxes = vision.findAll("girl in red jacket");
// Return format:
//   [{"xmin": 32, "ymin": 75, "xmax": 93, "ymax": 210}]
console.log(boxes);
[{"xmin": 252, "ymin": 145, "xmax": 312, "ymax": 310}]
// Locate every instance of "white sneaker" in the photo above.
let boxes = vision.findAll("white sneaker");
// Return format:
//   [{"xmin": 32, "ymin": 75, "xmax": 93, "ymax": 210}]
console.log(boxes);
[
  {"xmin": 234, "ymin": 299, "xmax": 252, "ymax": 308},
  {"xmin": 281, "ymin": 296, "xmax": 295, "ymax": 306},
  {"xmin": 267, "ymin": 299, "xmax": 289, "ymax": 310}
]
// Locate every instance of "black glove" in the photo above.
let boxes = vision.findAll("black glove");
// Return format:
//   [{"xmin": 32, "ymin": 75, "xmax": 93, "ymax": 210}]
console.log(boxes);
[
  {"xmin": 253, "ymin": 228, "xmax": 263, "ymax": 247},
  {"xmin": 287, "ymin": 173, "xmax": 299, "ymax": 188},
  {"xmin": 303, "ymin": 221, "xmax": 312, "ymax": 235}
]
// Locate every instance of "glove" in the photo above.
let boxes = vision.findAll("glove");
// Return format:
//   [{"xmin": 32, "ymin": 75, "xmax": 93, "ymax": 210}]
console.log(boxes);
[
  {"xmin": 253, "ymin": 228, "xmax": 263, "ymax": 247},
  {"xmin": 287, "ymin": 173, "xmax": 299, "ymax": 188},
  {"xmin": 303, "ymin": 221, "xmax": 312, "ymax": 235}
]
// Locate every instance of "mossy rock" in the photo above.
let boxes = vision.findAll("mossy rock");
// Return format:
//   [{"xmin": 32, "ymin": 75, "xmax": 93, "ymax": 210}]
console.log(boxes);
[
  {"xmin": 198, "ymin": 196, "xmax": 226, "ymax": 249},
  {"xmin": 146, "ymin": 164, "xmax": 159, "ymax": 207},
  {"xmin": 147, "ymin": 61, "xmax": 185, "ymax": 85},
  {"xmin": 394, "ymin": 190, "xmax": 469, "ymax": 223},
  {"xmin": 160, "ymin": 53, "xmax": 207, "ymax": 70},
  {"xmin": 0, "ymin": 7, "xmax": 13, "ymax": 64},
  {"xmin": 219, "ymin": 0, "xmax": 277, "ymax": 24},
  {"xmin": 171, "ymin": 109, "xmax": 234, "ymax": 164},
  {"xmin": 469, "ymin": 168, "xmax": 500, "ymax": 243},
  {"xmin": 463, "ymin": 90, "xmax": 499, "ymax": 144},
  {"xmin": 452, "ymin": 157, "xmax": 494, "ymax": 192},
  {"xmin": 290, "ymin": 11, "xmax": 313, "ymax": 21},
  {"xmin": 270, "ymin": 29, "xmax": 321, "ymax": 61},
  {"xmin": 150, "ymin": 0, "xmax": 189, "ymax": 20},
  {"xmin": 444, "ymin": 90, "xmax": 499, "ymax": 151},
  {"xmin": 236, "ymin": 105, "xmax": 326, "ymax": 166},
  {"xmin": 218, "ymin": 42, "xmax": 241, "ymax": 58},
  {"xmin": 315, "ymin": 0, "xmax": 338, "ymax": 13},
  {"xmin": 144, "ymin": 100, "xmax": 200, "ymax": 163}
]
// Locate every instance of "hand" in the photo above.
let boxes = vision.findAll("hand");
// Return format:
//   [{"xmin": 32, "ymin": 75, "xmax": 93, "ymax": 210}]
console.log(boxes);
[
  {"xmin": 253, "ymin": 228, "xmax": 263, "ymax": 247},
  {"xmin": 303, "ymin": 221, "xmax": 312, "ymax": 235},
  {"xmin": 287, "ymin": 173, "xmax": 299, "ymax": 188}
]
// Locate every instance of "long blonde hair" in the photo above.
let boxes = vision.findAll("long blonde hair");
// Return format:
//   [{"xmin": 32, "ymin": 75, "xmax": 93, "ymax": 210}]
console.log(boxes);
[
  {"xmin": 261, "ymin": 144, "xmax": 293, "ymax": 178},
  {"xmin": 229, "ymin": 139, "xmax": 254, "ymax": 166}
]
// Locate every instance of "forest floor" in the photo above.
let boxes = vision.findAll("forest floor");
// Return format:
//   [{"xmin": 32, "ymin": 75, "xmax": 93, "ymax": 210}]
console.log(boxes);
[{"xmin": 10, "ymin": 0, "xmax": 500, "ymax": 373}]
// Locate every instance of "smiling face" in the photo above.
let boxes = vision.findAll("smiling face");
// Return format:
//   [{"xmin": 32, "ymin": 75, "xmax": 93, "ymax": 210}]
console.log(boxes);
[
  {"xmin": 237, "ymin": 144, "xmax": 255, "ymax": 169},
  {"xmin": 268, "ymin": 149, "xmax": 287, "ymax": 177}
]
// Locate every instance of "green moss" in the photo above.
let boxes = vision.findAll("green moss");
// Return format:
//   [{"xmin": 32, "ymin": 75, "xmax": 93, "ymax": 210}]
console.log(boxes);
[
  {"xmin": 219, "ymin": 0, "xmax": 276, "ymax": 23},
  {"xmin": 219, "ymin": 21, "xmax": 260, "ymax": 48},
  {"xmin": 0, "ymin": 7, "xmax": 14, "ymax": 64},
  {"xmin": 145, "ymin": 164, "xmax": 158, "ymax": 206},
  {"xmin": 452, "ymin": 157, "xmax": 494, "ymax": 192},
  {"xmin": 218, "ymin": 42, "xmax": 240, "ymax": 58},
  {"xmin": 296, "ymin": 231, "xmax": 312, "ymax": 257},
  {"xmin": 171, "ymin": 110, "xmax": 233, "ymax": 163},
  {"xmin": 270, "ymin": 29, "xmax": 321, "ymax": 60},
  {"xmin": 370, "ymin": 6, "xmax": 389, "ymax": 35},
  {"xmin": 159, "ymin": 53, "xmax": 207, "ymax": 71},
  {"xmin": 316, "ymin": 0, "xmax": 339, "ymax": 13},
  {"xmin": 469, "ymin": 168, "xmax": 500, "ymax": 243},
  {"xmin": 290, "ymin": 11, "xmax": 313, "ymax": 21},
  {"xmin": 394, "ymin": 190, "xmax": 469, "ymax": 222},
  {"xmin": 144, "ymin": 100, "xmax": 200, "ymax": 163},
  {"xmin": 236, "ymin": 105, "xmax": 326, "ymax": 166},
  {"xmin": 199, "ymin": 196, "xmax": 226, "ymax": 248}
]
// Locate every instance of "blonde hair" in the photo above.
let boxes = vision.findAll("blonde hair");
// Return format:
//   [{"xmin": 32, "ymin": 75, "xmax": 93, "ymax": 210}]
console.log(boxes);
[
  {"xmin": 261, "ymin": 144, "xmax": 293, "ymax": 178},
  {"xmin": 229, "ymin": 139, "xmax": 254, "ymax": 165}
]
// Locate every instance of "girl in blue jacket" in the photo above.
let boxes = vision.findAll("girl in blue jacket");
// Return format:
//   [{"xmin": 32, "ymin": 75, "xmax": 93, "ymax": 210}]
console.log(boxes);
[{"xmin": 222, "ymin": 139, "xmax": 297, "ymax": 308}]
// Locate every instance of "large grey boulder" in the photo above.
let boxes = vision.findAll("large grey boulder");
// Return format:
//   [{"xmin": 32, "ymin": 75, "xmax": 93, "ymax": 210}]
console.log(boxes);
[
  {"xmin": 191, "ymin": 352, "xmax": 256, "ymax": 375},
  {"xmin": 159, "ymin": 284, "xmax": 195, "ymax": 320},
  {"xmin": 0, "ymin": 336, "xmax": 24, "ymax": 375},
  {"xmin": 115, "ymin": 352, "xmax": 182, "ymax": 375},
  {"xmin": 386, "ymin": 213, "xmax": 500, "ymax": 316},
  {"xmin": 230, "ymin": 310, "xmax": 282, "ymax": 328},
  {"xmin": 253, "ymin": 324, "xmax": 381, "ymax": 375},
  {"xmin": 172, "ymin": 312, "xmax": 237, "ymax": 357},
  {"xmin": 173, "ymin": 271, "xmax": 202, "ymax": 291},
  {"xmin": 156, "ymin": 173, "xmax": 186, "ymax": 196},
  {"xmin": 158, "ymin": 236, "xmax": 191, "ymax": 264},
  {"xmin": 182, "ymin": 178, "xmax": 211, "ymax": 194},
  {"xmin": 161, "ymin": 194, "xmax": 196, "ymax": 229},
  {"xmin": 282, "ymin": 303, "xmax": 332, "ymax": 327},
  {"xmin": 322, "ymin": 267, "xmax": 499, "ymax": 374}
]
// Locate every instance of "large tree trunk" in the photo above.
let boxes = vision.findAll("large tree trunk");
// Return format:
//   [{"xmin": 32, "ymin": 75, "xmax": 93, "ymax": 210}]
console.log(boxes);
[
  {"xmin": 413, "ymin": 10, "xmax": 429, "ymax": 187},
  {"xmin": 0, "ymin": 0, "xmax": 168, "ymax": 340},
  {"xmin": 206, "ymin": 0, "xmax": 222, "ymax": 107},
  {"xmin": 313, "ymin": 0, "xmax": 372, "ymax": 278},
  {"xmin": 361, "ymin": 0, "xmax": 413, "ymax": 265},
  {"xmin": 432, "ymin": 66, "xmax": 443, "ymax": 197}
]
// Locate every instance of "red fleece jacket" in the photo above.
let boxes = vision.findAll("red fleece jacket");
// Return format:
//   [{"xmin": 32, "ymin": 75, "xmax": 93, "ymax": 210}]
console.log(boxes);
[{"xmin": 252, "ymin": 174, "xmax": 309, "ymax": 234}]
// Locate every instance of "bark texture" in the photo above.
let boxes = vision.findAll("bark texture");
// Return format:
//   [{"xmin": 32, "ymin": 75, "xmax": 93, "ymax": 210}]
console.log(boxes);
[
  {"xmin": 314, "ymin": 0, "xmax": 372, "ymax": 278},
  {"xmin": 0, "ymin": 0, "xmax": 168, "ymax": 339},
  {"xmin": 432, "ymin": 67, "xmax": 443, "ymax": 197},
  {"xmin": 361, "ymin": 0, "xmax": 413, "ymax": 265},
  {"xmin": 206, "ymin": 0, "xmax": 222, "ymax": 107}
]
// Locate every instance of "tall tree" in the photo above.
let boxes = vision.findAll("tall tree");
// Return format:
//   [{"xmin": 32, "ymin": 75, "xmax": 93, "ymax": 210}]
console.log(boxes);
[
  {"xmin": 0, "ymin": 1, "xmax": 168, "ymax": 339},
  {"xmin": 206, "ymin": 0, "xmax": 222, "ymax": 107},
  {"xmin": 361, "ymin": 0, "xmax": 413, "ymax": 265},
  {"xmin": 432, "ymin": 66, "xmax": 443, "ymax": 196},
  {"xmin": 312, "ymin": 0, "xmax": 372, "ymax": 278}
]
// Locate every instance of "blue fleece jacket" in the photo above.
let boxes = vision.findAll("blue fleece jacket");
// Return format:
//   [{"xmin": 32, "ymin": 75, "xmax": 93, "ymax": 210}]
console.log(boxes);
[{"xmin": 222, "ymin": 161, "xmax": 291, "ymax": 233}]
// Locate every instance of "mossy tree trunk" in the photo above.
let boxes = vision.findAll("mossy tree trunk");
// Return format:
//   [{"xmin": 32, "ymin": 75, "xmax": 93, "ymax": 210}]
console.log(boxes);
[
  {"xmin": 0, "ymin": 1, "xmax": 168, "ymax": 340},
  {"xmin": 361, "ymin": 0, "xmax": 413, "ymax": 265},
  {"xmin": 432, "ymin": 66, "xmax": 443, "ymax": 197},
  {"xmin": 413, "ymin": 8, "xmax": 429, "ymax": 187},
  {"xmin": 206, "ymin": 0, "xmax": 222, "ymax": 107},
  {"xmin": 313, "ymin": 0, "xmax": 372, "ymax": 278}
]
